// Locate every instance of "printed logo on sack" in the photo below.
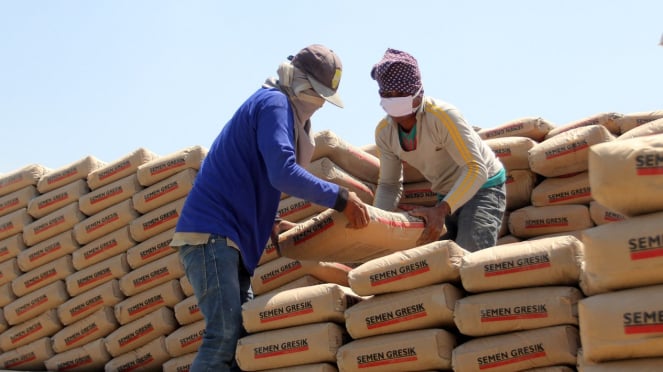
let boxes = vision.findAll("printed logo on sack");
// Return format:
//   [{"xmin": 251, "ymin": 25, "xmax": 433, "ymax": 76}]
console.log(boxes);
[{"xmin": 635, "ymin": 152, "xmax": 663, "ymax": 175}]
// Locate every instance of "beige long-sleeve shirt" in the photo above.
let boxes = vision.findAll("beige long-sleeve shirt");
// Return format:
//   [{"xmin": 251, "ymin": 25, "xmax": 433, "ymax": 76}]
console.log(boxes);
[{"xmin": 374, "ymin": 96, "xmax": 503, "ymax": 213}]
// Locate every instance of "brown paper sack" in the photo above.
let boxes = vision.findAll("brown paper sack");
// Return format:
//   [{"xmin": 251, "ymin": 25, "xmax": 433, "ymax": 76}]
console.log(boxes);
[
  {"xmin": 43, "ymin": 337, "xmax": 111, "ymax": 372},
  {"xmin": 529, "ymin": 125, "xmax": 615, "ymax": 178},
  {"xmin": 4, "ymin": 280, "xmax": 69, "ymax": 326},
  {"xmin": 243, "ymin": 283, "xmax": 363, "ymax": 333},
  {"xmin": 400, "ymin": 181, "xmax": 437, "ymax": 207},
  {"xmin": 0, "ymin": 336, "xmax": 54, "ymax": 371},
  {"xmin": 57, "ymin": 279, "xmax": 125, "ymax": 326},
  {"xmin": 0, "ymin": 308, "xmax": 6, "ymax": 332},
  {"xmin": 0, "ymin": 233, "xmax": 26, "ymax": 264},
  {"xmin": 118, "ymin": 252, "xmax": 184, "ymax": 296},
  {"xmin": 22, "ymin": 203, "xmax": 85, "ymax": 246},
  {"xmin": 65, "ymin": 253, "xmax": 130, "ymax": 297},
  {"xmin": 306, "ymin": 157, "xmax": 375, "ymax": 204},
  {"xmin": 0, "ymin": 257, "xmax": 22, "ymax": 286},
  {"xmin": 258, "ymin": 237, "xmax": 280, "ymax": 266},
  {"xmin": 345, "ymin": 283, "xmax": 462, "ymax": 339},
  {"xmin": 486, "ymin": 136, "xmax": 537, "ymax": 171},
  {"xmin": 165, "ymin": 319, "xmax": 205, "ymax": 357},
  {"xmin": 544, "ymin": 112, "xmax": 621, "ymax": 140},
  {"xmin": 460, "ymin": 235, "xmax": 583, "ymax": 293},
  {"xmin": 126, "ymin": 227, "xmax": 175, "ymax": 269},
  {"xmin": 589, "ymin": 134, "xmax": 663, "ymax": 216},
  {"xmin": 588, "ymin": 200, "xmax": 627, "ymax": 226},
  {"xmin": 0, "ymin": 282, "xmax": 17, "ymax": 308},
  {"xmin": 17, "ymin": 230, "xmax": 78, "ymax": 272},
  {"xmin": 0, "ymin": 308, "xmax": 61, "ymax": 351},
  {"xmin": 78, "ymin": 174, "xmax": 142, "ymax": 216},
  {"xmin": 478, "ymin": 117, "xmax": 555, "ymax": 142},
  {"xmin": 312, "ymin": 129, "xmax": 381, "ymax": 184},
  {"xmin": 505, "ymin": 169, "xmax": 537, "ymax": 211},
  {"xmin": 255, "ymin": 275, "xmax": 325, "ymax": 299},
  {"xmin": 508, "ymin": 205, "xmax": 593, "ymax": 239},
  {"xmin": 277, "ymin": 195, "xmax": 327, "ymax": 223},
  {"xmin": 104, "ymin": 335, "xmax": 171, "ymax": 372},
  {"xmin": 279, "ymin": 205, "xmax": 424, "ymax": 263},
  {"xmin": 361, "ymin": 143, "xmax": 426, "ymax": 183},
  {"xmin": 51, "ymin": 306, "xmax": 118, "ymax": 353},
  {"xmin": 580, "ymin": 211, "xmax": 663, "ymax": 295},
  {"xmin": 28, "ymin": 179, "xmax": 88, "ymax": 219},
  {"xmin": 162, "ymin": 352, "xmax": 196, "ymax": 372},
  {"xmin": 174, "ymin": 295, "xmax": 202, "ymax": 326},
  {"xmin": 71, "ymin": 226, "xmax": 135, "ymax": 270},
  {"xmin": 579, "ymin": 284, "xmax": 663, "ymax": 363},
  {"xmin": 180, "ymin": 274, "xmax": 194, "ymax": 297},
  {"xmin": 114, "ymin": 279, "xmax": 184, "ymax": 325},
  {"xmin": 37, "ymin": 155, "xmax": 105, "ymax": 193},
  {"xmin": 577, "ymin": 349, "xmax": 663, "ymax": 371},
  {"xmin": 347, "ymin": 240, "xmax": 466, "ymax": 296},
  {"xmin": 87, "ymin": 147, "xmax": 159, "ymax": 190},
  {"xmin": 136, "ymin": 145, "xmax": 206, "ymax": 186},
  {"xmin": 337, "ymin": 328, "xmax": 455, "ymax": 372},
  {"xmin": 614, "ymin": 110, "xmax": 663, "ymax": 135},
  {"xmin": 72, "ymin": 199, "xmax": 139, "ymax": 245},
  {"xmin": 132, "ymin": 168, "xmax": 196, "ymax": 213},
  {"xmin": 12, "ymin": 254, "xmax": 74, "ymax": 297},
  {"xmin": 104, "ymin": 306, "xmax": 177, "ymax": 357},
  {"xmin": 0, "ymin": 164, "xmax": 49, "ymax": 197},
  {"xmin": 531, "ymin": 172, "xmax": 591, "ymax": 207},
  {"xmin": 129, "ymin": 197, "xmax": 185, "ymax": 242},
  {"xmin": 0, "ymin": 208, "xmax": 32, "ymax": 241},
  {"xmin": 236, "ymin": 322, "xmax": 346, "ymax": 371},
  {"xmin": 452, "ymin": 325, "xmax": 579, "ymax": 372},
  {"xmin": 617, "ymin": 117, "xmax": 663, "ymax": 141},
  {"xmin": 454, "ymin": 286, "xmax": 583, "ymax": 337},
  {"xmin": 1, "ymin": 185, "xmax": 38, "ymax": 217},
  {"xmin": 250, "ymin": 257, "xmax": 351, "ymax": 296}
]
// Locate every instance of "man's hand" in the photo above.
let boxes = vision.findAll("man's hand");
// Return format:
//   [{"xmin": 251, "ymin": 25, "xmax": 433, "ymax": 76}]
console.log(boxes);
[
  {"xmin": 343, "ymin": 191, "xmax": 370, "ymax": 229},
  {"xmin": 270, "ymin": 219, "xmax": 297, "ymax": 255},
  {"xmin": 408, "ymin": 202, "xmax": 450, "ymax": 246}
]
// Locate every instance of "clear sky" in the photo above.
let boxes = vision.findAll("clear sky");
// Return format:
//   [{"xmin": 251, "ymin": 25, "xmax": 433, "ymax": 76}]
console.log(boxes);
[{"xmin": 1, "ymin": 1, "xmax": 661, "ymax": 174}]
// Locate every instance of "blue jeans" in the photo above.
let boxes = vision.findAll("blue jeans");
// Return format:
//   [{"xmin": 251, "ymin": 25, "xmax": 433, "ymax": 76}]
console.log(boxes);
[
  {"xmin": 440, "ymin": 183, "xmax": 506, "ymax": 252},
  {"xmin": 178, "ymin": 235, "xmax": 253, "ymax": 372}
]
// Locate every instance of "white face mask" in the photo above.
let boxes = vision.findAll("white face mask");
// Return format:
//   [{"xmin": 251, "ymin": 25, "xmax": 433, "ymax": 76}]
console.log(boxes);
[{"xmin": 379, "ymin": 87, "xmax": 422, "ymax": 117}]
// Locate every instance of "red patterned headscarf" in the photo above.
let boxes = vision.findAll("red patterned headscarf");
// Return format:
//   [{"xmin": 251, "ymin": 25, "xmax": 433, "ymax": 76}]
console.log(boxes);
[{"xmin": 371, "ymin": 48, "xmax": 422, "ymax": 95}]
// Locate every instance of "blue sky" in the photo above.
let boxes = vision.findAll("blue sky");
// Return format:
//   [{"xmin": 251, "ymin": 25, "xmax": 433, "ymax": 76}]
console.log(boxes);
[{"xmin": 1, "ymin": 1, "xmax": 661, "ymax": 174}]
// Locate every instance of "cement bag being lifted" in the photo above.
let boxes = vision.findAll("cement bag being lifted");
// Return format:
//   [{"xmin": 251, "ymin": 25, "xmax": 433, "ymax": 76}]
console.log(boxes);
[
  {"xmin": 478, "ymin": 116, "xmax": 555, "ymax": 142},
  {"xmin": 278, "ymin": 205, "xmax": 424, "ymax": 263},
  {"xmin": 589, "ymin": 134, "xmax": 663, "ymax": 216}
]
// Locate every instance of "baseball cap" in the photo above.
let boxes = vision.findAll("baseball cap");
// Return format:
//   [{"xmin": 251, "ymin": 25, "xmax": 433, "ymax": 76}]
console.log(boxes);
[{"xmin": 289, "ymin": 44, "xmax": 344, "ymax": 108}]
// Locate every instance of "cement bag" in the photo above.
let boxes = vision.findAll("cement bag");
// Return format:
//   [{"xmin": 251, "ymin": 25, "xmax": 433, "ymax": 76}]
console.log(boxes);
[
  {"xmin": 588, "ymin": 200, "xmax": 627, "ymax": 226},
  {"xmin": 118, "ymin": 251, "xmax": 184, "ymax": 296},
  {"xmin": 452, "ymin": 325, "xmax": 579, "ymax": 372},
  {"xmin": 73, "ymin": 199, "xmax": 139, "ymax": 245},
  {"xmin": 132, "ymin": 168, "xmax": 195, "ymax": 214},
  {"xmin": 22, "ymin": 203, "xmax": 85, "ymax": 246},
  {"xmin": 125, "ymin": 227, "xmax": 175, "ymax": 269},
  {"xmin": 78, "ymin": 174, "xmax": 142, "ymax": 216},
  {"xmin": 531, "ymin": 172, "xmax": 591, "ymax": 207},
  {"xmin": 0, "ymin": 336, "xmax": 54, "ymax": 371},
  {"xmin": 129, "ymin": 197, "xmax": 185, "ymax": 242},
  {"xmin": 0, "ymin": 282, "xmax": 17, "ymax": 307},
  {"xmin": 250, "ymin": 257, "xmax": 351, "ymax": 295},
  {"xmin": 12, "ymin": 254, "xmax": 74, "ymax": 297},
  {"xmin": 236, "ymin": 322, "xmax": 346, "ymax": 371},
  {"xmin": 72, "ymin": 226, "xmax": 135, "ymax": 270},
  {"xmin": 347, "ymin": 240, "xmax": 467, "ymax": 296},
  {"xmin": 345, "ymin": 283, "xmax": 462, "ymax": 339},
  {"xmin": 65, "ymin": 253, "xmax": 130, "ymax": 297},
  {"xmin": 258, "ymin": 238, "xmax": 280, "ymax": 266},
  {"xmin": 362, "ymin": 143, "xmax": 427, "ymax": 183},
  {"xmin": 306, "ymin": 157, "xmax": 375, "ymax": 204},
  {"xmin": 0, "ymin": 233, "xmax": 26, "ymax": 264},
  {"xmin": 162, "ymin": 353, "xmax": 196, "ymax": 372},
  {"xmin": 255, "ymin": 275, "xmax": 325, "ymax": 299},
  {"xmin": 278, "ymin": 195, "xmax": 327, "ymax": 223},
  {"xmin": 173, "ymin": 295, "xmax": 202, "ymax": 325},
  {"xmin": 508, "ymin": 205, "xmax": 593, "ymax": 239},
  {"xmin": 57, "ymin": 279, "xmax": 124, "ymax": 326},
  {"xmin": 0, "ymin": 164, "xmax": 49, "ymax": 197},
  {"xmin": 614, "ymin": 110, "xmax": 663, "ymax": 135},
  {"xmin": 0, "ymin": 308, "xmax": 5, "ymax": 332},
  {"xmin": 51, "ymin": 306, "xmax": 118, "ymax": 353},
  {"xmin": 577, "ymin": 352, "xmax": 663, "ymax": 371},
  {"xmin": 43, "ymin": 338, "xmax": 111, "ymax": 372},
  {"xmin": 180, "ymin": 275, "xmax": 194, "ymax": 296},
  {"xmin": 460, "ymin": 235, "xmax": 583, "ymax": 293},
  {"xmin": 0, "ymin": 308, "xmax": 61, "ymax": 351},
  {"xmin": 103, "ymin": 306, "xmax": 177, "ymax": 357},
  {"xmin": 164, "ymin": 319, "xmax": 205, "ymax": 357},
  {"xmin": 478, "ymin": 117, "xmax": 555, "ymax": 142},
  {"xmin": 17, "ymin": 230, "xmax": 78, "ymax": 272},
  {"xmin": 312, "ymin": 129, "xmax": 381, "ymax": 184},
  {"xmin": 0, "ymin": 258, "xmax": 22, "ymax": 286},
  {"xmin": 3, "ymin": 280, "xmax": 69, "ymax": 326},
  {"xmin": 529, "ymin": 125, "xmax": 615, "ymax": 177},
  {"xmin": 579, "ymin": 284, "xmax": 663, "ymax": 362},
  {"xmin": 0, "ymin": 208, "xmax": 32, "ymax": 241},
  {"xmin": 136, "ymin": 145, "xmax": 207, "ymax": 186},
  {"xmin": 87, "ymin": 147, "xmax": 159, "ymax": 190},
  {"xmin": 28, "ymin": 179, "xmax": 88, "ymax": 219},
  {"xmin": 580, "ymin": 211, "xmax": 663, "ymax": 295},
  {"xmin": 497, "ymin": 235, "xmax": 521, "ymax": 245},
  {"xmin": 485, "ymin": 136, "xmax": 537, "ymax": 171},
  {"xmin": 243, "ymin": 283, "xmax": 363, "ymax": 333},
  {"xmin": 278, "ymin": 205, "xmax": 424, "ymax": 263},
  {"xmin": 37, "ymin": 155, "xmax": 105, "ymax": 194},
  {"xmin": 336, "ymin": 328, "xmax": 455, "ymax": 372},
  {"xmin": 454, "ymin": 286, "xmax": 583, "ymax": 337},
  {"xmin": 506, "ymin": 169, "xmax": 537, "ymax": 211},
  {"xmin": 1, "ymin": 185, "xmax": 38, "ymax": 217},
  {"xmin": 114, "ymin": 279, "xmax": 184, "ymax": 325},
  {"xmin": 104, "ymin": 335, "xmax": 171, "ymax": 372},
  {"xmin": 544, "ymin": 112, "xmax": 621, "ymax": 140},
  {"xmin": 400, "ymin": 181, "xmax": 437, "ymax": 207},
  {"xmin": 618, "ymin": 117, "xmax": 663, "ymax": 140},
  {"xmin": 589, "ymin": 134, "xmax": 663, "ymax": 216}
]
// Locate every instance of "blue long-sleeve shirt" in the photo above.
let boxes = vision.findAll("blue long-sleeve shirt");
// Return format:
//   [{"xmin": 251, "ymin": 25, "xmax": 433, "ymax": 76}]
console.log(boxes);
[{"xmin": 174, "ymin": 87, "xmax": 344, "ymax": 274}]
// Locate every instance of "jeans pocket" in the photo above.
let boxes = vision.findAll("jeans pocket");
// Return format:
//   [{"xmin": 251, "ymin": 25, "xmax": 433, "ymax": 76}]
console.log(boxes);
[{"xmin": 178, "ymin": 244, "xmax": 207, "ymax": 297}]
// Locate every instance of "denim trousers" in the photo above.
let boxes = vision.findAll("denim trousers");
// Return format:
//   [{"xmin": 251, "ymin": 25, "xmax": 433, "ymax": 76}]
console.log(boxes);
[
  {"xmin": 440, "ymin": 183, "xmax": 506, "ymax": 252},
  {"xmin": 178, "ymin": 235, "xmax": 253, "ymax": 372}
]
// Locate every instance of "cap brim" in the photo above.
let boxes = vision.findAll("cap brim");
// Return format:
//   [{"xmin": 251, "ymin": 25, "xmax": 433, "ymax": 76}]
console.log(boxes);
[{"xmin": 307, "ymin": 75, "xmax": 344, "ymax": 108}]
